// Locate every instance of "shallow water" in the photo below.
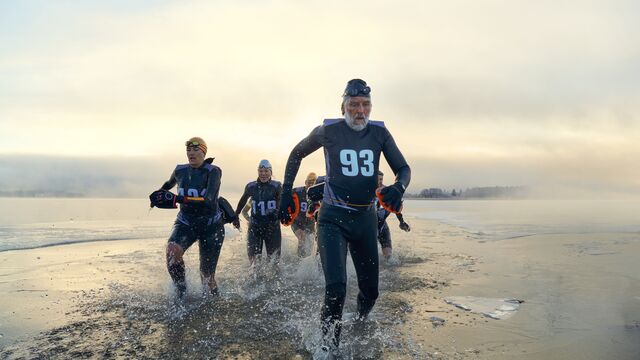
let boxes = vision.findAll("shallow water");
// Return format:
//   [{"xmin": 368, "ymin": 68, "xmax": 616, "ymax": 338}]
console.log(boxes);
[
  {"xmin": 1, "ymin": 198, "xmax": 639, "ymax": 359},
  {"xmin": 0, "ymin": 247, "xmax": 433, "ymax": 359}
]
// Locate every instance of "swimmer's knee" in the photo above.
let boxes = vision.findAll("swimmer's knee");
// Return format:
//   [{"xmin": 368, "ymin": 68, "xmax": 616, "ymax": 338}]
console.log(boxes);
[{"xmin": 166, "ymin": 242, "xmax": 184, "ymax": 263}]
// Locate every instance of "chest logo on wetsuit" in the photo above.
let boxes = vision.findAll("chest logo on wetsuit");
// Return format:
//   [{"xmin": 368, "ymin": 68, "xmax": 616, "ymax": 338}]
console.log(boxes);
[
  {"xmin": 177, "ymin": 188, "xmax": 206, "ymax": 197},
  {"xmin": 339, "ymin": 149, "xmax": 374, "ymax": 177}
]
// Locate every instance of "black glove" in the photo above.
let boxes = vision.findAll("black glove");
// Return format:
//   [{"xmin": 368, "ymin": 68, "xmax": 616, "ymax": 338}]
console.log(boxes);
[
  {"xmin": 279, "ymin": 185, "xmax": 299, "ymax": 226},
  {"xmin": 232, "ymin": 217, "xmax": 241, "ymax": 230},
  {"xmin": 377, "ymin": 182, "xmax": 405, "ymax": 213},
  {"xmin": 399, "ymin": 221, "xmax": 411, "ymax": 232},
  {"xmin": 149, "ymin": 189, "xmax": 178, "ymax": 209}
]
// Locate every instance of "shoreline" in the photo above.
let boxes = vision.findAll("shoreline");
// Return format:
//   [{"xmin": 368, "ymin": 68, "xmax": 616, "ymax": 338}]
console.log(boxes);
[
  {"xmin": 0, "ymin": 218, "xmax": 469, "ymax": 358},
  {"xmin": 1, "ymin": 215, "xmax": 639, "ymax": 359}
]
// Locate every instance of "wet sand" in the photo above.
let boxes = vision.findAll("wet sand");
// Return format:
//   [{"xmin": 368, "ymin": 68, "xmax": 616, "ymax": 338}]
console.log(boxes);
[
  {"xmin": 395, "ymin": 222, "xmax": 640, "ymax": 359},
  {"xmin": 1, "ymin": 217, "xmax": 639, "ymax": 359}
]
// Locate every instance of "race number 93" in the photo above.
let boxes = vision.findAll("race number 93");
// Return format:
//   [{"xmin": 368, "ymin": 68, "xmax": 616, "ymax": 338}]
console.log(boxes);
[{"xmin": 340, "ymin": 149, "xmax": 374, "ymax": 176}]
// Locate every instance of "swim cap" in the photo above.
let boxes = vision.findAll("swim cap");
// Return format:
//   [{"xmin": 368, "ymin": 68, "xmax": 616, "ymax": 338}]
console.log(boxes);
[
  {"xmin": 258, "ymin": 159, "xmax": 272, "ymax": 170},
  {"xmin": 343, "ymin": 79, "xmax": 371, "ymax": 98},
  {"xmin": 185, "ymin": 137, "xmax": 207, "ymax": 154}
]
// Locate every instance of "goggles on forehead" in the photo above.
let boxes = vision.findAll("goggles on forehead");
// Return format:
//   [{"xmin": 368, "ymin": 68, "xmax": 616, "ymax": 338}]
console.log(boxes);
[
  {"xmin": 344, "ymin": 85, "xmax": 371, "ymax": 97},
  {"xmin": 343, "ymin": 79, "xmax": 371, "ymax": 97},
  {"xmin": 185, "ymin": 140, "xmax": 201, "ymax": 147}
]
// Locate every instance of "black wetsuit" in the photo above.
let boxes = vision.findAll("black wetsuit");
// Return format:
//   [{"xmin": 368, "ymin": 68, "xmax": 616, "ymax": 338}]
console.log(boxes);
[
  {"xmin": 291, "ymin": 186, "xmax": 315, "ymax": 234},
  {"xmin": 235, "ymin": 179, "xmax": 283, "ymax": 258},
  {"xmin": 161, "ymin": 162, "xmax": 225, "ymax": 276},
  {"xmin": 283, "ymin": 119, "xmax": 411, "ymax": 345},
  {"xmin": 377, "ymin": 206, "xmax": 393, "ymax": 248}
]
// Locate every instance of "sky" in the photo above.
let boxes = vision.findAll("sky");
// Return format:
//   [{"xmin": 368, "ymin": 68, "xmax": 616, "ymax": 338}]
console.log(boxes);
[{"xmin": 1, "ymin": 0, "xmax": 639, "ymax": 197}]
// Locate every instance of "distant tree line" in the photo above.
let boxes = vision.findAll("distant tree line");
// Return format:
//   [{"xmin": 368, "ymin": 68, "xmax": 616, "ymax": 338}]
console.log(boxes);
[
  {"xmin": 405, "ymin": 186, "xmax": 529, "ymax": 199},
  {"xmin": 0, "ymin": 190, "xmax": 84, "ymax": 198}
]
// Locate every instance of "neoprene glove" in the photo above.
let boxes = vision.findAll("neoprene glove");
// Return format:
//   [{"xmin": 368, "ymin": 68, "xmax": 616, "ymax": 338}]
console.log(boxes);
[
  {"xmin": 279, "ymin": 185, "xmax": 296, "ymax": 225},
  {"xmin": 149, "ymin": 189, "xmax": 178, "ymax": 209},
  {"xmin": 399, "ymin": 221, "xmax": 411, "ymax": 232},
  {"xmin": 232, "ymin": 217, "xmax": 241, "ymax": 230},
  {"xmin": 378, "ymin": 182, "xmax": 405, "ymax": 213}
]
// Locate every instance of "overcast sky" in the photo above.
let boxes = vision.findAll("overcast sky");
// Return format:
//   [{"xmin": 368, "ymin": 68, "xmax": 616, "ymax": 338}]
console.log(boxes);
[{"xmin": 1, "ymin": 0, "xmax": 639, "ymax": 197}]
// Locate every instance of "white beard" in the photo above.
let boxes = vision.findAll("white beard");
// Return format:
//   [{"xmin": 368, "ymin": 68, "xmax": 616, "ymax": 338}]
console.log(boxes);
[{"xmin": 344, "ymin": 112, "xmax": 369, "ymax": 131}]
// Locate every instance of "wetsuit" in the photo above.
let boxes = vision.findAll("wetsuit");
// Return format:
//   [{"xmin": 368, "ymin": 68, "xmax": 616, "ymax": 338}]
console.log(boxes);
[
  {"xmin": 161, "ymin": 162, "xmax": 225, "ymax": 277},
  {"xmin": 291, "ymin": 186, "xmax": 315, "ymax": 234},
  {"xmin": 235, "ymin": 180, "xmax": 283, "ymax": 258},
  {"xmin": 283, "ymin": 119, "xmax": 411, "ymax": 345},
  {"xmin": 377, "ymin": 206, "xmax": 393, "ymax": 248}
]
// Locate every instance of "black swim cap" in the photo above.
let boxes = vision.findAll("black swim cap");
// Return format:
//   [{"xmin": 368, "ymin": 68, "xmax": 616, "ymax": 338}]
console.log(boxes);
[{"xmin": 343, "ymin": 79, "xmax": 371, "ymax": 98}]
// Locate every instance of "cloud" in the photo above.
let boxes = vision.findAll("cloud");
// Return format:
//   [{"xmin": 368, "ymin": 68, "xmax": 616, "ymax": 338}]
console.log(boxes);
[{"xmin": 1, "ymin": 0, "xmax": 639, "ymax": 195}]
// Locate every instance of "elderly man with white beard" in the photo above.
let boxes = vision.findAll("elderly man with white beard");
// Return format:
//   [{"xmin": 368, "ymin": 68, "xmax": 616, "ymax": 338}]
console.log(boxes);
[{"xmin": 279, "ymin": 79, "xmax": 411, "ymax": 355}]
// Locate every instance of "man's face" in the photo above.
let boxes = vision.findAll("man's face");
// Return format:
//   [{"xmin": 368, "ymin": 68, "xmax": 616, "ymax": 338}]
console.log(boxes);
[
  {"xmin": 377, "ymin": 174, "xmax": 384, "ymax": 188},
  {"xmin": 258, "ymin": 168, "xmax": 272, "ymax": 183},
  {"xmin": 186, "ymin": 146, "xmax": 205, "ymax": 167},
  {"xmin": 305, "ymin": 178, "xmax": 316, "ymax": 189},
  {"xmin": 344, "ymin": 96, "xmax": 372, "ymax": 127}
]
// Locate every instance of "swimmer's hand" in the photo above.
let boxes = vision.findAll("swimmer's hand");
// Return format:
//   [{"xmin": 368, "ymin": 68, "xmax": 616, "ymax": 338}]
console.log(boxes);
[
  {"xmin": 376, "ymin": 182, "xmax": 405, "ymax": 214},
  {"xmin": 149, "ymin": 189, "xmax": 178, "ymax": 209},
  {"xmin": 279, "ymin": 185, "xmax": 299, "ymax": 226}
]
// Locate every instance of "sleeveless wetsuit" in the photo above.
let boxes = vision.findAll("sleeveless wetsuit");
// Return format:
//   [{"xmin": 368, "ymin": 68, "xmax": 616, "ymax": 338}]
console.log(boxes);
[{"xmin": 283, "ymin": 119, "xmax": 411, "ymax": 345}]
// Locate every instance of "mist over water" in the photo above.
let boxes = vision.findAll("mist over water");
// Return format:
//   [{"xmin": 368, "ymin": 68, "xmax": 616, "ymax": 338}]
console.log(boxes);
[{"xmin": 409, "ymin": 199, "xmax": 640, "ymax": 240}]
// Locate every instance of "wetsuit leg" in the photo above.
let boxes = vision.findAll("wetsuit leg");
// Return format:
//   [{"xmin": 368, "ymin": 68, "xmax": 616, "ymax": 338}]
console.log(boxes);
[
  {"xmin": 167, "ymin": 219, "xmax": 198, "ymax": 290},
  {"xmin": 317, "ymin": 205, "xmax": 349, "ymax": 347},
  {"xmin": 348, "ymin": 208, "xmax": 379, "ymax": 318},
  {"xmin": 378, "ymin": 222, "xmax": 392, "ymax": 249},
  {"xmin": 264, "ymin": 221, "xmax": 282, "ymax": 257},
  {"xmin": 197, "ymin": 221, "xmax": 225, "ymax": 276},
  {"xmin": 247, "ymin": 223, "xmax": 264, "ymax": 259}
]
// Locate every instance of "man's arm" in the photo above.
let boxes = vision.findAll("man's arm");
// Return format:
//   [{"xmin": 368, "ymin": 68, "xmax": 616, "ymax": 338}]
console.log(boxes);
[
  {"xmin": 396, "ymin": 212, "xmax": 411, "ymax": 231},
  {"xmin": 280, "ymin": 126, "xmax": 323, "ymax": 224},
  {"xmin": 235, "ymin": 185, "xmax": 251, "ymax": 215},
  {"xmin": 283, "ymin": 126, "xmax": 324, "ymax": 188},
  {"xmin": 382, "ymin": 131, "xmax": 411, "ymax": 190}
]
